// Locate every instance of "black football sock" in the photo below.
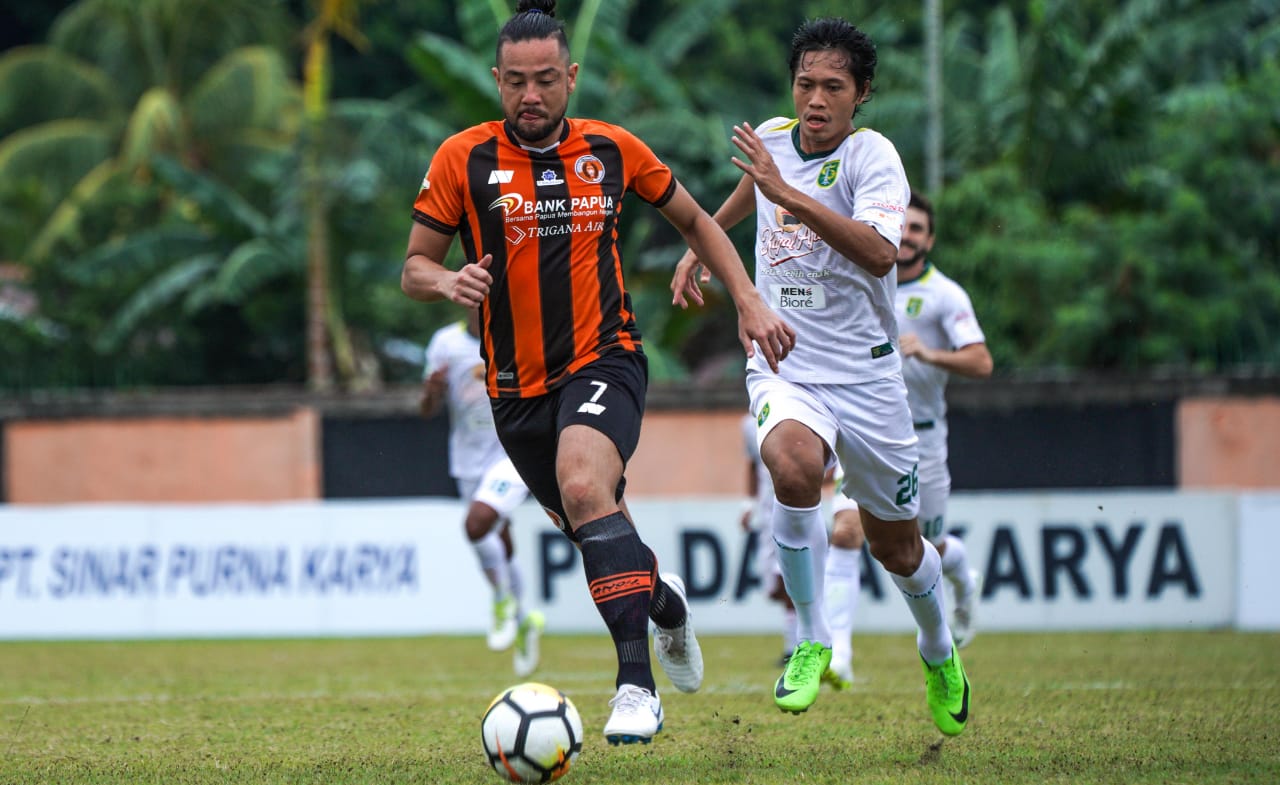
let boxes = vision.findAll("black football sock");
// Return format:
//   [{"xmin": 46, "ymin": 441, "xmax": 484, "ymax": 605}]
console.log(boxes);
[
  {"xmin": 648, "ymin": 559, "xmax": 688, "ymax": 630},
  {"xmin": 577, "ymin": 511, "xmax": 656, "ymax": 691}
]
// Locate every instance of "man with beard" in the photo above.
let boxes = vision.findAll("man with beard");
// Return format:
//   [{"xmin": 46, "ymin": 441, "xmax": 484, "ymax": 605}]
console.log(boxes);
[
  {"xmin": 671, "ymin": 18, "xmax": 972, "ymax": 735},
  {"xmin": 401, "ymin": 0, "xmax": 796, "ymax": 747}
]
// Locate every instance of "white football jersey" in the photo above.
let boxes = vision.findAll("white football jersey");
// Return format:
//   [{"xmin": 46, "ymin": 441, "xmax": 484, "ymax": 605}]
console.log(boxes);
[
  {"xmin": 423, "ymin": 321, "xmax": 506, "ymax": 482},
  {"xmin": 895, "ymin": 263, "xmax": 986, "ymax": 426},
  {"xmin": 747, "ymin": 118, "xmax": 910, "ymax": 384}
]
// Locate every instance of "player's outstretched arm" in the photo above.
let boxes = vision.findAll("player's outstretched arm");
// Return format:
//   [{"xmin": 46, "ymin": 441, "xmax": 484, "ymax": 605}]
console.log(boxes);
[
  {"xmin": 670, "ymin": 175, "xmax": 756, "ymax": 309},
  {"xmin": 660, "ymin": 182, "xmax": 795, "ymax": 371}
]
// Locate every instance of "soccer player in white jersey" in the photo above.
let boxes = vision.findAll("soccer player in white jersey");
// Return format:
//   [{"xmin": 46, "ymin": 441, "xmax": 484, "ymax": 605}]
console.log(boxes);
[
  {"xmin": 672, "ymin": 17, "xmax": 970, "ymax": 735},
  {"xmin": 421, "ymin": 310, "xmax": 543, "ymax": 677}
]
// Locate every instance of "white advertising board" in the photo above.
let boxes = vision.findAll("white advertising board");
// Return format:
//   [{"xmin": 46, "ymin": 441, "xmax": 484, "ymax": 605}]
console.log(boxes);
[
  {"xmin": 0, "ymin": 490, "xmax": 1253, "ymax": 639},
  {"xmin": 1235, "ymin": 492, "xmax": 1280, "ymax": 630}
]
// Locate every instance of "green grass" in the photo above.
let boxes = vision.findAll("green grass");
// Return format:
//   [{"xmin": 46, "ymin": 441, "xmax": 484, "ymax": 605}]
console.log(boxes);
[{"xmin": 1, "ymin": 631, "xmax": 1277, "ymax": 784}]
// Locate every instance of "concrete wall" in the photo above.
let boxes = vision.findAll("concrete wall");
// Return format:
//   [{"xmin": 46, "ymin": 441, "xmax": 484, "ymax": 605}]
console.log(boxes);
[
  {"xmin": 4, "ymin": 409, "xmax": 321, "ymax": 503},
  {"xmin": 1178, "ymin": 396, "xmax": 1280, "ymax": 488},
  {"xmin": 1, "ymin": 384, "xmax": 1277, "ymax": 503}
]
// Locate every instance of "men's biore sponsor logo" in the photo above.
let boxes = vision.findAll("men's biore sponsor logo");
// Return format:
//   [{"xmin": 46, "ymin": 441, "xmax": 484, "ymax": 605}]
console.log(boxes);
[
  {"xmin": 0, "ymin": 544, "xmax": 417, "ymax": 599},
  {"xmin": 769, "ymin": 284, "xmax": 826, "ymax": 309}
]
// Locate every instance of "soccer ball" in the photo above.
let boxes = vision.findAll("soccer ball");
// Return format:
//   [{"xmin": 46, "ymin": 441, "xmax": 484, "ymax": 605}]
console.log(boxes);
[{"xmin": 481, "ymin": 682, "xmax": 583, "ymax": 783}]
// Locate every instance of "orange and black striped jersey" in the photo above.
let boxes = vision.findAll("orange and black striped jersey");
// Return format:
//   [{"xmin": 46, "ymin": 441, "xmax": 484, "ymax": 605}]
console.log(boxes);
[{"xmin": 413, "ymin": 118, "xmax": 676, "ymax": 399}]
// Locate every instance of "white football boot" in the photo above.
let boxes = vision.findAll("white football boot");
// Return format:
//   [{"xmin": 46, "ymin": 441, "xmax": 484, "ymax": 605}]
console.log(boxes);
[
  {"xmin": 603, "ymin": 684, "xmax": 664, "ymax": 745},
  {"xmin": 652, "ymin": 573, "xmax": 704, "ymax": 693},
  {"xmin": 512, "ymin": 611, "xmax": 544, "ymax": 677}
]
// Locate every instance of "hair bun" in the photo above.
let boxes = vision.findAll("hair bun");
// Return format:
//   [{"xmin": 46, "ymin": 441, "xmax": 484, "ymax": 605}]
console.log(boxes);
[{"xmin": 516, "ymin": 0, "xmax": 557, "ymax": 17}]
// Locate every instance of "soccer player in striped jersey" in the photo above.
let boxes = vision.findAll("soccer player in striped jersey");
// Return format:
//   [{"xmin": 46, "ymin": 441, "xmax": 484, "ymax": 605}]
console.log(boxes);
[
  {"xmin": 672, "ymin": 17, "xmax": 971, "ymax": 736},
  {"xmin": 401, "ymin": 0, "xmax": 796, "ymax": 746}
]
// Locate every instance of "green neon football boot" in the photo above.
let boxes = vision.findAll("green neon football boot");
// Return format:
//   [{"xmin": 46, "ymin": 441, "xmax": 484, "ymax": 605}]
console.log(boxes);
[
  {"xmin": 922, "ymin": 645, "xmax": 971, "ymax": 736},
  {"xmin": 774, "ymin": 640, "xmax": 832, "ymax": 714}
]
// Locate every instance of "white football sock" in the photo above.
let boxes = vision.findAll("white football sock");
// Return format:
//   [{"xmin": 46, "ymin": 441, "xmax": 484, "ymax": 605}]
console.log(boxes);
[
  {"xmin": 472, "ymin": 529, "xmax": 510, "ymax": 597},
  {"xmin": 783, "ymin": 606, "xmax": 798, "ymax": 655},
  {"xmin": 940, "ymin": 534, "xmax": 976, "ymax": 599},
  {"xmin": 825, "ymin": 544, "xmax": 861, "ymax": 666},
  {"xmin": 771, "ymin": 500, "xmax": 831, "ymax": 646},
  {"xmin": 888, "ymin": 538, "xmax": 952, "ymax": 664},
  {"xmin": 507, "ymin": 555, "xmax": 525, "ymax": 622}
]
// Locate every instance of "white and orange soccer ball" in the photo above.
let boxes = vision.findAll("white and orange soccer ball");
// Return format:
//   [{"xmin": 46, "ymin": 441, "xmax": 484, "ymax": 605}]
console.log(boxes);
[{"xmin": 481, "ymin": 682, "xmax": 583, "ymax": 783}]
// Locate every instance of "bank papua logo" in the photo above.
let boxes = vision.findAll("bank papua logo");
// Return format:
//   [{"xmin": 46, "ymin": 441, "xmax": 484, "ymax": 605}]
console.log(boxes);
[
  {"xmin": 574, "ymin": 154, "xmax": 605, "ymax": 184},
  {"xmin": 488, "ymin": 193, "xmax": 523, "ymax": 215},
  {"xmin": 816, "ymin": 160, "xmax": 840, "ymax": 188}
]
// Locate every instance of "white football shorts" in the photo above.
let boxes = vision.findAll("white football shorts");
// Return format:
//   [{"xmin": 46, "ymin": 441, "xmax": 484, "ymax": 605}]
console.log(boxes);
[
  {"xmin": 457, "ymin": 457, "xmax": 531, "ymax": 519},
  {"xmin": 915, "ymin": 431, "xmax": 952, "ymax": 544},
  {"xmin": 747, "ymin": 371, "xmax": 920, "ymax": 522}
]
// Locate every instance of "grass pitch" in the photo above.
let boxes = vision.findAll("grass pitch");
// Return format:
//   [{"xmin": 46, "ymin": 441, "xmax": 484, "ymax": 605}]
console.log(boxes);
[{"xmin": 1, "ymin": 631, "xmax": 1276, "ymax": 784}]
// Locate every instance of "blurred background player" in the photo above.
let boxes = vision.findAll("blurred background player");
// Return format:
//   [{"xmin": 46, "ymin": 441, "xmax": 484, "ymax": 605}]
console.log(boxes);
[
  {"xmin": 822, "ymin": 465, "xmax": 862, "ymax": 689},
  {"xmin": 893, "ymin": 191, "xmax": 991, "ymax": 646},
  {"xmin": 740, "ymin": 412, "xmax": 797, "ymax": 664},
  {"xmin": 421, "ymin": 309, "xmax": 544, "ymax": 676}
]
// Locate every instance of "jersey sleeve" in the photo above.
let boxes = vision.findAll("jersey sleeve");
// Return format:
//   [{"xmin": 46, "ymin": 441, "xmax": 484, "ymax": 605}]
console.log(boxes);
[
  {"xmin": 944, "ymin": 285, "xmax": 987, "ymax": 349},
  {"xmin": 848, "ymin": 132, "xmax": 910, "ymax": 249},
  {"xmin": 412, "ymin": 136, "xmax": 467, "ymax": 235},
  {"xmin": 616, "ymin": 126, "xmax": 676, "ymax": 207}
]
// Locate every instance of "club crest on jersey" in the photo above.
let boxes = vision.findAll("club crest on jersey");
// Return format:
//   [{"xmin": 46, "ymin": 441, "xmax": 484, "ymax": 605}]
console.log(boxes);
[
  {"xmin": 574, "ymin": 154, "xmax": 605, "ymax": 184},
  {"xmin": 816, "ymin": 160, "xmax": 840, "ymax": 188},
  {"xmin": 757, "ymin": 402, "xmax": 770, "ymax": 427},
  {"xmin": 905, "ymin": 296, "xmax": 923, "ymax": 317}
]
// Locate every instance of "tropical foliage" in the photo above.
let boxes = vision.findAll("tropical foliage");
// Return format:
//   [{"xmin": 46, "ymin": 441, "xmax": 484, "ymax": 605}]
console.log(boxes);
[{"xmin": 0, "ymin": 0, "xmax": 1276, "ymax": 390}]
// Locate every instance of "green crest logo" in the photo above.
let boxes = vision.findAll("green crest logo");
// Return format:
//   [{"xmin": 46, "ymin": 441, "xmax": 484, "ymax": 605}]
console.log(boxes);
[
  {"xmin": 905, "ymin": 296, "xmax": 923, "ymax": 317},
  {"xmin": 816, "ymin": 160, "xmax": 840, "ymax": 188},
  {"xmin": 757, "ymin": 402, "xmax": 770, "ymax": 427}
]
